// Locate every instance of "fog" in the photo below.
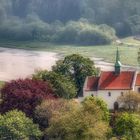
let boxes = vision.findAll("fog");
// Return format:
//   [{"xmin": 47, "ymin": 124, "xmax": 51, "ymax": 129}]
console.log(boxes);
[{"xmin": 0, "ymin": 0, "xmax": 140, "ymax": 39}]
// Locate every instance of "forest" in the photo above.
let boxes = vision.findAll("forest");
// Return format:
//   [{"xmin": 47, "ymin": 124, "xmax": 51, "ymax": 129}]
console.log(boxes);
[{"xmin": 0, "ymin": 0, "xmax": 140, "ymax": 44}]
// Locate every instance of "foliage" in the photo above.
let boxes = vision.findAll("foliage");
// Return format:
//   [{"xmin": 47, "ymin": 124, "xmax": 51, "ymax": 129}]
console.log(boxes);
[
  {"xmin": 37, "ymin": 99, "xmax": 110, "ymax": 139},
  {"xmin": 0, "ymin": 110, "xmax": 42, "ymax": 140},
  {"xmin": 1, "ymin": 0, "xmax": 140, "ymax": 38},
  {"xmin": 0, "ymin": 79, "xmax": 55, "ymax": 116},
  {"xmin": 126, "ymin": 15, "xmax": 140, "ymax": 35},
  {"xmin": 53, "ymin": 20, "xmax": 116, "ymax": 45},
  {"xmin": 117, "ymin": 91, "xmax": 140, "ymax": 112},
  {"xmin": 34, "ymin": 99, "xmax": 77, "ymax": 129},
  {"xmin": 33, "ymin": 70, "xmax": 77, "ymax": 99},
  {"xmin": 113, "ymin": 113, "xmax": 140, "ymax": 140},
  {"xmin": 0, "ymin": 18, "xmax": 116, "ymax": 45},
  {"xmin": 52, "ymin": 54, "xmax": 99, "ymax": 96},
  {"xmin": 82, "ymin": 96, "xmax": 110, "ymax": 122},
  {"xmin": 76, "ymin": 28, "xmax": 112, "ymax": 45}
]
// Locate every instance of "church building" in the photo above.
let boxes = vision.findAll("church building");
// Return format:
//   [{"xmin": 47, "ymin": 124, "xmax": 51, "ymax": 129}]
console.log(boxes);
[{"xmin": 82, "ymin": 48, "xmax": 140, "ymax": 110}]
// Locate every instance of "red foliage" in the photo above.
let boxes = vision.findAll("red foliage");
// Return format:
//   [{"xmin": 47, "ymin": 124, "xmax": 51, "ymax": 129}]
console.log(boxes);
[{"xmin": 0, "ymin": 79, "xmax": 56, "ymax": 116}]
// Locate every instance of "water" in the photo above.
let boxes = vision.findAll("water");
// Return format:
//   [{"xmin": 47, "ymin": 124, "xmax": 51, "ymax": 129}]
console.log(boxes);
[
  {"xmin": 0, "ymin": 47, "xmax": 58, "ymax": 81},
  {"xmin": 0, "ymin": 47, "xmax": 136, "ymax": 81}
]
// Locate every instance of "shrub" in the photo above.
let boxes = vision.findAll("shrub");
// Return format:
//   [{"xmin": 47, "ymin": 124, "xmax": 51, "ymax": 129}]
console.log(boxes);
[
  {"xmin": 0, "ymin": 79, "xmax": 55, "ymax": 116},
  {"xmin": 0, "ymin": 110, "xmax": 42, "ymax": 140},
  {"xmin": 113, "ymin": 113, "xmax": 140, "ymax": 140}
]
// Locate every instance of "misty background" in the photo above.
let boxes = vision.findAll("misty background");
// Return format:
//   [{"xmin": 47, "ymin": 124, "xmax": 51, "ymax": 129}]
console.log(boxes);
[{"xmin": 0, "ymin": 0, "xmax": 140, "ymax": 45}]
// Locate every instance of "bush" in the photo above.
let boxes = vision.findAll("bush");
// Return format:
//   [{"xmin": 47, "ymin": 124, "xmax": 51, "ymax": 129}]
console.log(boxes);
[
  {"xmin": 0, "ymin": 79, "xmax": 55, "ymax": 116},
  {"xmin": 113, "ymin": 113, "xmax": 140, "ymax": 140},
  {"xmin": 0, "ymin": 110, "xmax": 42, "ymax": 140}
]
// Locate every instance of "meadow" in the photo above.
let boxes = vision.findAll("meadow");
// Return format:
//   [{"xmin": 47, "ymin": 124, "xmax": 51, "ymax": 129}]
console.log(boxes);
[{"xmin": 0, "ymin": 37, "xmax": 139, "ymax": 66}]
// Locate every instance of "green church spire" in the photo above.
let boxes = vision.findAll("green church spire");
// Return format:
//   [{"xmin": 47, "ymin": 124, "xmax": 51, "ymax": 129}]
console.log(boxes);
[{"xmin": 115, "ymin": 47, "xmax": 121, "ymax": 75}]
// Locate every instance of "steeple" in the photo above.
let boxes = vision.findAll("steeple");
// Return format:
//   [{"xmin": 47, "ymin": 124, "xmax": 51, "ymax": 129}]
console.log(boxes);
[{"xmin": 115, "ymin": 47, "xmax": 121, "ymax": 75}]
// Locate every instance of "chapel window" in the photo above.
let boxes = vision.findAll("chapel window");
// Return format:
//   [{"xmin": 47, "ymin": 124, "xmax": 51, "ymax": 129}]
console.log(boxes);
[{"xmin": 108, "ymin": 92, "xmax": 111, "ymax": 97}]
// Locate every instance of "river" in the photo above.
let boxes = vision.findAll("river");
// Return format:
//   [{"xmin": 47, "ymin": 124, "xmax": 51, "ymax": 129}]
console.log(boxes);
[
  {"xmin": 0, "ymin": 47, "xmax": 137, "ymax": 81},
  {"xmin": 0, "ymin": 47, "xmax": 58, "ymax": 81}
]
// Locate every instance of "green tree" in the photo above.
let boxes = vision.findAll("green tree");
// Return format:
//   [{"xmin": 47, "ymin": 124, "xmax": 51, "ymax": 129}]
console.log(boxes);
[
  {"xmin": 40, "ymin": 99, "xmax": 110, "ymax": 139},
  {"xmin": 52, "ymin": 54, "xmax": 99, "ymax": 96},
  {"xmin": 33, "ymin": 70, "xmax": 77, "ymax": 99},
  {"xmin": 113, "ymin": 113, "xmax": 140, "ymax": 140},
  {"xmin": 82, "ymin": 96, "xmax": 110, "ymax": 122},
  {"xmin": 0, "ymin": 110, "xmax": 42, "ymax": 140}
]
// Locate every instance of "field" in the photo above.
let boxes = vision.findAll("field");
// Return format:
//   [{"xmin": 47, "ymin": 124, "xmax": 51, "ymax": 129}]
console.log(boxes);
[{"xmin": 0, "ymin": 37, "xmax": 139, "ymax": 66}]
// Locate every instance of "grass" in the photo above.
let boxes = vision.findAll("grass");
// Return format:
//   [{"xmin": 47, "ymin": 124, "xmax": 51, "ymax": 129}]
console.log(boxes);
[
  {"xmin": 122, "ymin": 37, "xmax": 140, "ymax": 46},
  {"xmin": 0, "ymin": 37, "xmax": 139, "ymax": 66}
]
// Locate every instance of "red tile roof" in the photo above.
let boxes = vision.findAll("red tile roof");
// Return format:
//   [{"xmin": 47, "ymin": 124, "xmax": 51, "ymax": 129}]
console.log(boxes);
[
  {"xmin": 84, "ymin": 71, "xmax": 135, "ymax": 91},
  {"xmin": 85, "ymin": 76, "xmax": 99, "ymax": 91},
  {"xmin": 98, "ymin": 71, "xmax": 135, "ymax": 90},
  {"xmin": 136, "ymin": 74, "xmax": 140, "ymax": 86}
]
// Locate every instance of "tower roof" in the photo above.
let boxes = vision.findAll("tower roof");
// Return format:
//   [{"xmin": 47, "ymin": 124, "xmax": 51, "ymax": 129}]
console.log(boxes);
[
  {"xmin": 115, "ymin": 47, "xmax": 121, "ymax": 67},
  {"xmin": 114, "ymin": 47, "xmax": 121, "ymax": 75}
]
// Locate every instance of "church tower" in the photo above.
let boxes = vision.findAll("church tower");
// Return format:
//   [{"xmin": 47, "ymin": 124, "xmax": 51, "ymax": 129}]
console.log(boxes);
[{"xmin": 115, "ymin": 48, "xmax": 121, "ymax": 75}]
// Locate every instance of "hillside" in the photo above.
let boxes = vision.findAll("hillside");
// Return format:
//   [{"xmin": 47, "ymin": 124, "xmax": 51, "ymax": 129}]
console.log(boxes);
[{"xmin": 0, "ymin": 0, "xmax": 140, "ymax": 42}]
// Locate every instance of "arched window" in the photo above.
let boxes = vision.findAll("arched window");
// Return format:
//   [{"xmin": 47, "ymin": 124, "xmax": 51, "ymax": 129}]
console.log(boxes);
[
  {"xmin": 114, "ymin": 102, "xmax": 119, "ymax": 110},
  {"xmin": 108, "ymin": 92, "xmax": 111, "ymax": 97},
  {"xmin": 121, "ymin": 92, "xmax": 124, "ymax": 96},
  {"xmin": 138, "ymin": 88, "xmax": 140, "ymax": 93}
]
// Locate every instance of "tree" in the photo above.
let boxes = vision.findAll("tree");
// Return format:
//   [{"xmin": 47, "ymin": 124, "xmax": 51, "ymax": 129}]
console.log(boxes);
[
  {"xmin": 33, "ymin": 71, "xmax": 77, "ymax": 99},
  {"xmin": 82, "ymin": 96, "xmax": 110, "ymax": 122},
  {"xmin": 76, "ymin": 28, "xmax": 113, "ymax": 45},
  {"xmin": 34, "ymin": 99, "xmax": 77, "ymax": 129},
  {"xmin": 117, "ymin": 91, "xmax": 140, "ymax": 112},
  {"xmin": 0, "ymin": 110, "xmax": 42, "ymax": 140},
  {"xmin": 52, "ymin": 54, "xmax": 99, "ymax": 96},
  {"xmin": 113, "ymin": 113, "xmax": 140, "ymax": 140},
  {"xmin": 37, "ymin": 99, "xmax": 110, "ymax": 139},
  {"xmin": 0, "ymin": 79, "xmax": 55, "ymax": 116}
]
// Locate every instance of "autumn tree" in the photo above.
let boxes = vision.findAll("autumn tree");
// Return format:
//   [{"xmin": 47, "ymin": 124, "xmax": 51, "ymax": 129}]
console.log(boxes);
[
  {"xmin": 52, "ymin": 54, "xmax": 99, "ymax": 96},
  {"xmin": 33, "ymin": 71, "xmax": 77, "ymax": 99},
  {"xmin": 117, "ymin": 91, "xmax": 140, "ymax": 112},
  {"xmin": 34, "ymin": 99, "xmax": 77, "ymax": 129},
  {"xmin": 0, "ymin": 79, "xmax": 55, "ymax": 116},
  {"xmin": 35, "ymin": 99, "xmax": 110, "ymax": 139}
]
